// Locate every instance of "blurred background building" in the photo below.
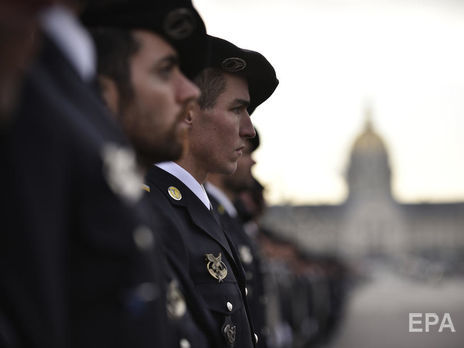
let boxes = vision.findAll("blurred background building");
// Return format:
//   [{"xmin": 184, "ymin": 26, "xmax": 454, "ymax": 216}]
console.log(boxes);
[
  {"xmin": 262, "ymin": 108, "xmax": 464, "ymax": 267},
  {"xmin": 258, "ymin": 108, "xmax": 464, "ymax": 348}
]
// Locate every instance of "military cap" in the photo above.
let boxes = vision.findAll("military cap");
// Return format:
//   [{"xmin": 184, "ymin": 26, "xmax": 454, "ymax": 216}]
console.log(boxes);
[
  {"xmin": 80, "ymin": 0, "xmax": 209, "ymax": 78},
  {"xmin": 205, "ymin": 35, "xmax": 279, "ymax": 114}
]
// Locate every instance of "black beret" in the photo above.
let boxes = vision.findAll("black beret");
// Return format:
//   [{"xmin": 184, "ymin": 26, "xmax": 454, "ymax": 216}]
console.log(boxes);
[
  {"xmin": 205, "ymin": 35, "xmax": 279, "ymax": 114},
  {"xmin": 80, "ymin": 0, "xmax": 209, "ymax": 79}
]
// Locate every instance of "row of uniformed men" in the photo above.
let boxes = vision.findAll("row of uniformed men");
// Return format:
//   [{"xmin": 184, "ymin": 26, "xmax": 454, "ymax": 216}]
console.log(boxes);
[
  {"xmin": 228, "ymin": 181, "xmax": 351, "ymax": 348},
  {"xmin": 204, "ymin": 145, "xmax": 351, "ymax": 348},
  {"xmin": 0, "ymin": 0, "xmax": 278, "ymax": 347},
  {"xmin": 260, "ymin": 233, "xmax": 349, "ymax": 348}
]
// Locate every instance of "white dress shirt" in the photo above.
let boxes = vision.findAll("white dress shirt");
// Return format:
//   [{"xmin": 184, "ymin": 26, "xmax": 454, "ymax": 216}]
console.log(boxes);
[{"xmin": 40, "ymin": 5, "xmax": 96, "ymax": 82}]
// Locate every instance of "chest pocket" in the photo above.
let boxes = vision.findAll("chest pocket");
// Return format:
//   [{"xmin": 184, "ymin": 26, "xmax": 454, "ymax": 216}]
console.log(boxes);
[
  {"xmin": 195, "ymin": 281, "xmax": 244, "ymax": 315},
  {"xmin": 196, "ymin": 281, "xmax": 247, "ymax": 348},
  {"xmin": 194, "ymin": 250, "xmax": 243, "ymax": 314}
]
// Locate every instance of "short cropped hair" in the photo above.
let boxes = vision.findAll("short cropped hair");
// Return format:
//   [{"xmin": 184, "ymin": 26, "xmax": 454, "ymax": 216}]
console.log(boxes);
[
  {"xmin": 89, "ymin": 27, "xmax": 140, "ymax": 109},
  {"xmin": 194, "ymin": 68, "xmax": 226, "ymax": 109}
]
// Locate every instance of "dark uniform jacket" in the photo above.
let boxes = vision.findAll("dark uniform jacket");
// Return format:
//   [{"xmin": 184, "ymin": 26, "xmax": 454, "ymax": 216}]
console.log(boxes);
[
  {"xmin": 0, "ymin": 33, "xmax": 167, "ymax": 348},
  {"xmin": 153, "ymin": 207, "xmax": 222, "ymax": 348},
  {"xmin": 207, "ymin": 192, "xmax": 269, "ymax": 348},
  {"xmin": 145, "ymin": 165, "xmax": 256, "ymax": 348}
]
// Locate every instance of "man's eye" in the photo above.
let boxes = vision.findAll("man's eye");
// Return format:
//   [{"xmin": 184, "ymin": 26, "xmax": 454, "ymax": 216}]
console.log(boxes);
[
  {"xmin": 231, "ymin": 106, "xmax": 243, "ymax": 114},
  {"xmin": 158, "ymin": 63, "xmax": 175, "ymax": 78}
]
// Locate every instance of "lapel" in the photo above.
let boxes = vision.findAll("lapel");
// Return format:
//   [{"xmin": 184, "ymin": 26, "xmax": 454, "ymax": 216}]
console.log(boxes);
[
  {"xmin": 146, "ymin": 166, "xmax": 236, "ymax": 261},
  {"xmin": 208, "ymin": 194, "xmax": 248, "ymax": 288}
]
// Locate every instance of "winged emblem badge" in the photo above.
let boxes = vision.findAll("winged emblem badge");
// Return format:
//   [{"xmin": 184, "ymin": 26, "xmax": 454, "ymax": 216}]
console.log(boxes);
[{"xmin": 205, "ymin": 253, "xmax": 228, "ymax": 282}]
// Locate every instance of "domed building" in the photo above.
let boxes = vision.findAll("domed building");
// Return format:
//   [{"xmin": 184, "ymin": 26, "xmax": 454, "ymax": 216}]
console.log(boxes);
[
  {"xmin": 347, "ymin": 114, "xmax": 392, "ymax": 203},
  {"xmin": 342, "ymin": 111, "xmax": 405, "ymax": 258},
  {"xmin": 263, "ymin": 109, "xmax": 464, "ymax": 262}
]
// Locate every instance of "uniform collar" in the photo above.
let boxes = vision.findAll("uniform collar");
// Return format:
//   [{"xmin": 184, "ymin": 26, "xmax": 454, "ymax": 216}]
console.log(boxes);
[
  {"xmin": 40, "ymin": 5, "xmax": 96, "ymax": 82},
  {"xmin": 205, "ymin": 182, "xmax": 238, "ymax": 218},
  {"xmin": 156, "ymin": 161, "xmax": 211, "ymax": 210}
]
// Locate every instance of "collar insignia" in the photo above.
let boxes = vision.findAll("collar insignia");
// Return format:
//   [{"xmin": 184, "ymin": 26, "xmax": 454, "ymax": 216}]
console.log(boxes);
[
  {"xmin": 217, "ymin": 204, "xmax": 225, "ymax": 215},
  {"xmin": 168, "ymin": 186, "xmax": 182, "ymax": 200}
]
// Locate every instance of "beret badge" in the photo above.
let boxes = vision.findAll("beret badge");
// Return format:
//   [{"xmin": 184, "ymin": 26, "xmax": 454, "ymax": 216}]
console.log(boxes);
[
  {"xmin": 163, "ymin": 8, "xmax": 196, "ymax": 40},
  {"xmin": 221, "ymin": 57, "xmax": 247, "ymax": 72}
]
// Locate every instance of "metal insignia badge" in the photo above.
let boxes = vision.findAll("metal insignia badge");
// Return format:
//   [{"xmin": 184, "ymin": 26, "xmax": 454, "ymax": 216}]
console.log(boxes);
[
  {"xmin": 205, "ymin": 253, "xmax": 228, "ymax": 282},
  {"xmin": 102, "ymin": 143, "xmax": 143, "ymax": 203},
  {"xmin": 239, "ymin": 245, "xmax": 253, "ymax": 264},
  {"xmin": 168, "ymin": 186, "xmax": 182, "ymax": 200},
  {"xmin": 166, "ymin": 280, "xmax": 186, "ymax": 320},
  {"xmin": 221, "ymin": 57, "xmax": 247, "ymax": 72},
  {"xmin": 217, "ymin": 204, "xmax": 226, "ymax": 215},
  {"xmin": 223, "ymin": 324, "xmax": 237, "ymax": 346},
  {"xmin": 163, "ymin": 8, "xmax": 196, "ymax": 40}
]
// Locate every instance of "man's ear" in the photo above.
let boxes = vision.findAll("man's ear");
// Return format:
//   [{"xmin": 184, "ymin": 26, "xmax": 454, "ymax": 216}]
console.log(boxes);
[
  {"xmin": 185, "ymin": 101, "xmax": 202, "ymax": 126},
  {"xmin": 184, "ymin": 106, "xmax": 196, "ymax": 126},
  {"xmin": 185, "ymin": 109, "xmax": 193, "ymax": 125},
  {"xmin": 98, "ymin": 75, "xmax": 120, "ymax": 117}
]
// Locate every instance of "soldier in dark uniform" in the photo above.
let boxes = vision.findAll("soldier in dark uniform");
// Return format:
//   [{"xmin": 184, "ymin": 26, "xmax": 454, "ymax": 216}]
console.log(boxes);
[
  {"xmin": 81, "ymin": 1, "xmax": 223, "ymax": 347},
  {"xmin": 144, "ymin": 35, "xmax": 278, "ymax": 347},
  {"xmin": 0, "ymin": 0, "xmax": 58, "ymax": 125},
  {"xmin": 206, "ymin": 129, "xmax": 271, "ymax": 348},
  {"xmin": 0, "ymin": 1, "xmax": 177, "ymax": 347}
]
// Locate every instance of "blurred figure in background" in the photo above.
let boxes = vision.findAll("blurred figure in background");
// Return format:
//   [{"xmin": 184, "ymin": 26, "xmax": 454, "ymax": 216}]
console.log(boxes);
[
  {"xmin": 236, "ymin": 178, "xmax": 350, "ymax": 348},
  {"xmin": 0, "ymin": 0, "xmax": 181, "ymax": 347},
  {"xmin": 0, "ymin": 0, "xmax": 57, "ymax": 126}
]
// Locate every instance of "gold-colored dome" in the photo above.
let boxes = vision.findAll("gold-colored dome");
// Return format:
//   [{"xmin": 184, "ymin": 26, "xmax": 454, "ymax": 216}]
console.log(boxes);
[{"xmin": 352, "ymin": 107, "xmax": 386, "ymax": 153}]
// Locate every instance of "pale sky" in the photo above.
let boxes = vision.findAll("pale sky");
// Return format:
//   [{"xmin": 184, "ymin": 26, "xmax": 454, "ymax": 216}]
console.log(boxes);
[{"xmin": 193, "ymin": 0, "xmax": 464, "ymax": 205}]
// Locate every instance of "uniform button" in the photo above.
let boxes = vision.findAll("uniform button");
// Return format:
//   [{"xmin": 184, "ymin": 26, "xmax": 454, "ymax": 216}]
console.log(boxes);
[
  {"xmin": 133, "ymin": 225, "xmax": 154, "ymax": 250},
  {"xmin": 245, "ymin": 287, "xmax": 248, "ymax": 296},
  {"xmin": 179, "ymin": 338, "xmax": 191, "ymax": 348},
  {"xmin": 254, "ymin": 333, "xmax": 259, "ymax": 344},
  {"xmin": 226, "ymin": 301, "xmax": 233, "ymax": 312}
]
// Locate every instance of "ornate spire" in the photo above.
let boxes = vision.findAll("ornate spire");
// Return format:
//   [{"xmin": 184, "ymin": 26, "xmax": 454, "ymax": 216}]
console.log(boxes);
[
  {"xmin": 351, "ymin": 102, "xmax": 385, "ymax": 152},
  {"xmin": 364, "ymin": 102, "xmax": 373, "ymax": 132}
]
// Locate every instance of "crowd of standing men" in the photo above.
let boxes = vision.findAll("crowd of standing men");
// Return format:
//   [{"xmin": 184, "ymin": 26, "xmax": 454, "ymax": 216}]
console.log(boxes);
[
  {"xmin": 0, "ymin": 0, "xmax": 349, "ymax": 347},
  {"xmin": 207, "ymin": 134, "xmax": 350, "ymax": 348}
]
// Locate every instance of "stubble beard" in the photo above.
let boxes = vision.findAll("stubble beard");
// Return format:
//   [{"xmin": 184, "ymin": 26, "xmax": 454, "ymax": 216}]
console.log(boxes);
[{"xmin": 120, "ymin": 97, "xmax": 191, "ymax": 167}]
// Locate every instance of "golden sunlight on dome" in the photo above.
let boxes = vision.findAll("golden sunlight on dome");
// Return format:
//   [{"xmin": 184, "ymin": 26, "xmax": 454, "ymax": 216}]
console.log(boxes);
[{"xmin": 352, "ymin": 106, "xmax": 386, "ymax": 153}]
